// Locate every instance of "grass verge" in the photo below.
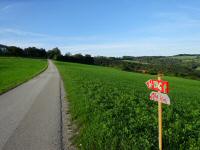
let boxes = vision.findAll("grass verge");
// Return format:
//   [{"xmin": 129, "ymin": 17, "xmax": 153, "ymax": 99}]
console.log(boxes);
[
  {"xmin": 55, "ymin": 61, "xmax": 200, "ymax": 150},
  {"xmin": 0, "ymin": 57, "xmax": 47, "ymax": 94}
]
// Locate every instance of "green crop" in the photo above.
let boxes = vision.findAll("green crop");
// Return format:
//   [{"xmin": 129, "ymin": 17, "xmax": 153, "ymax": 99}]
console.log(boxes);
[
  {"xmin": 55, "ymin": 61, "xmax": 200, "ymax": 150},
  {"xmin": 0, "ymin": 57, "xmax": 47, "ymax": 94}
]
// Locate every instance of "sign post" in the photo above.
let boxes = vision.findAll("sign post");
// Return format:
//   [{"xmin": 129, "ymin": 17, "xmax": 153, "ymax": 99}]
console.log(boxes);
[
  {"xmin": 145, "ymin": 74, "xmax": 170, "ymax": 150},
  {"xmin": 158, "ymin": 75, "xmax": 162, "ymax": 150}
]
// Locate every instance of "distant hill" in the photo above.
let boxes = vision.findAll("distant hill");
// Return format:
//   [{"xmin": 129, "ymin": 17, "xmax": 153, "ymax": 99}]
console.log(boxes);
[
  {"xmin": 174, "ymin": 54, "xmax": 200, "ymax": 56},
  {"xmin": 0, "ymin": 44, "xmax": 8, "ymax": 48}
]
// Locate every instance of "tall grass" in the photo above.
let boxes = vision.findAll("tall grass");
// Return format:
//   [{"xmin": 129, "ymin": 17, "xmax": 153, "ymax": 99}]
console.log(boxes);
[{"xmin": 55, "ymin": 61, "xmax": 200, "ymax": 150}]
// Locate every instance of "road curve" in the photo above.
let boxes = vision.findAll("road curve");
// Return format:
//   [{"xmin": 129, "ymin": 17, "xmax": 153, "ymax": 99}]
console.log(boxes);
[{"xmin": 0, "ymin": 60, "xmax": 62, "ymax": 150}]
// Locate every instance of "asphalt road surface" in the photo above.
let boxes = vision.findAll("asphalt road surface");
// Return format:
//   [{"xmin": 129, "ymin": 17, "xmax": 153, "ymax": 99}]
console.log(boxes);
[{"xmin": 0, "ymin": 60, "xmax": 62, "ymax": 150}]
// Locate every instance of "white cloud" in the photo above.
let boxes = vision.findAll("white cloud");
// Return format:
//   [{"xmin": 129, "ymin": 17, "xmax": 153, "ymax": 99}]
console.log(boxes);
[
  {"xmin": 0, "ymin": 4, "xmax": 13, "ymax": 12},
  {"xmin": 0, "ymin": 40, "xmax": 48, "ymax": 49},
  {"xmin": 1, "ymin": 37, "xmax": 200, "ymax": 56},
  {"xmin": 0, "ymin": 28, "xmax": 48, "ymax": 37},
  {"xmin": 0, "ymin": 27, "xmax": 102, "ymax": 42},
  {"xmin": 0, "ymin": 25, "xmax": 200, "ymax": 56},
  {"xmin": 60, "ymin": 39, "xmax": 200, "ymax": 56}
]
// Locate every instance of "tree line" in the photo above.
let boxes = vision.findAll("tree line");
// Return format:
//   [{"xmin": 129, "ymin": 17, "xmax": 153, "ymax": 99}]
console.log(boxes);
[
  {"xmin": 1, "ymin": 44, "xmax": 199, "ymax": 79},
  {"xmin": 0, "ymin": 44, "xmax": 47, "ymax": 58}
]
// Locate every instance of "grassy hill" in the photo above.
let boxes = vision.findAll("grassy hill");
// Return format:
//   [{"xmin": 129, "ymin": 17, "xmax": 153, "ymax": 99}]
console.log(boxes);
[
  {"xmin": 55, "ymin": 61, "xmax": 200, "ymax": 150},
  {"xmin": 120, "ymin": 55, "xmax": 200, "ymax": 79},
  {"xmin": 0, "ymin": 57, "xmax": 47, "ymax": 94}
]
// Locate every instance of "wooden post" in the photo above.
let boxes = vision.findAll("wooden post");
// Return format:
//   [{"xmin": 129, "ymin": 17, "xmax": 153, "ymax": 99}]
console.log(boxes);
[{"xmin": 158, "ymin": 75, "xmax": 162, "ymax": 150}]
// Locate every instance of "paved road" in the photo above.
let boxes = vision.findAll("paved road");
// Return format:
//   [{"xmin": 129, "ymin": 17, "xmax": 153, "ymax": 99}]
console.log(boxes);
[{"xmin": 0, "ymin": 60, "xmax": 62, "ymax": 150}]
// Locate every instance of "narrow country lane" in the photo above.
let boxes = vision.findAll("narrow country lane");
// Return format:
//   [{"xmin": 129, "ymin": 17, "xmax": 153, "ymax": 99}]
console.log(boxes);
[{"xmin": 0, "ymin": 60, "xmax": 62, "ymax": 150}]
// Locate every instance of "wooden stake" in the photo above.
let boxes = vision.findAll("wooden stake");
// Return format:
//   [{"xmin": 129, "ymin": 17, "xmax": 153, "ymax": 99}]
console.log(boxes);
[{"xmin": 158, "ymin": 75, "xmax": 162, "ymax": 150}]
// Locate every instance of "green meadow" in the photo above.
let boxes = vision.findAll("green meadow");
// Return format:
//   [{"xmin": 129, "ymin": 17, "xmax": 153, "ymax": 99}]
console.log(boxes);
[
  {"xmin": 0, "ymin": 57, "xmax": 47, "ymax": 94},
  {"xmin": 55, "ymin": 61, "xmax": 200, "ymax": 150}
]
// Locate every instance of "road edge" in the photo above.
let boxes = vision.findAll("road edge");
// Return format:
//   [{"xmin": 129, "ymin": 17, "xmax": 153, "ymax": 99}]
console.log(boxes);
[
  {"xmin": 0, "ymin": 59, "xmax": 48, "ymax": 95},
  {"xmin": 60, "ymin": 78, "xmax": 77, "ymax": 150}
]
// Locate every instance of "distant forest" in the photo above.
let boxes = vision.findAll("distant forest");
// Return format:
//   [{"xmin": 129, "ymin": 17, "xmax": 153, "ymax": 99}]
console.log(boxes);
[{"xmin": 1, "ymin": 44, "xmax": 200, "ymax": 80}]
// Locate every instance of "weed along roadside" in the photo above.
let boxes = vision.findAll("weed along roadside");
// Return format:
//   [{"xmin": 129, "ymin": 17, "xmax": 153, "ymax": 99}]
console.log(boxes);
[
  {"xmin": 146, "ymin": 74, "xmax": 170, "ymax": 150},
  {"xmin": 55, "ymin": 61, "xmax": 200, "ymax": 149}
]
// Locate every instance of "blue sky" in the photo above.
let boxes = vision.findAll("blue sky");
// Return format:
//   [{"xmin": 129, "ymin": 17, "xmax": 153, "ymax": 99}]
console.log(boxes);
[{"xmin": 0, "ymin": 0, "xmax": 200, "ymax": 56}]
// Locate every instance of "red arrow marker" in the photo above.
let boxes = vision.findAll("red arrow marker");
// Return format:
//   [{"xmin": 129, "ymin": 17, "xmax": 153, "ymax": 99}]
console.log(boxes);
[{"xmin": 146, "ymin": 79, "xmax": 169, "ymax": 94}]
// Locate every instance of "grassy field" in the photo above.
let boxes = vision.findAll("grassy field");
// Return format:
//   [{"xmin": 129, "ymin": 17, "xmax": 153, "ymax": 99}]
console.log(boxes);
[
  {"xmin": 55, "ymin": 61, "xmax": 200, "ymax": 150},
  {"xmin": 196, "ymin": 67, "xmax": 200, "ymax": 71},
  {"xmin": 0, "ymin": 57, "xmax": 47, "ymax": 94},
  {"xmin": 171, "ymin": 55, "xmax": 198, "ymax": 60},
  {"xmin": 171, "ymin": 55, "xmax": 200, "ymax": 64}
]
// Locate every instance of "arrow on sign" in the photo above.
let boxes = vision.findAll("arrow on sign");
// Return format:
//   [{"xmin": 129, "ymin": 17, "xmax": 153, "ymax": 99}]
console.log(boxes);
[
  {"xmin": 146, "ymin": 79, "xmax": 153, "ymax": 89},
  {"xmin": 149, "ymin": 91, "xmax": 170, "ymax": 105},
  {"xmin": 146, "ymin": 79, "xmax": 169, "ymax": 94}
]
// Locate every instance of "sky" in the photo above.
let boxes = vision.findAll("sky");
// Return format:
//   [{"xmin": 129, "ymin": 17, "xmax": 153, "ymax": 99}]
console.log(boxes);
[{"xmin": 0, "ymin": 0, "xmax": 200, "ymax": 56}]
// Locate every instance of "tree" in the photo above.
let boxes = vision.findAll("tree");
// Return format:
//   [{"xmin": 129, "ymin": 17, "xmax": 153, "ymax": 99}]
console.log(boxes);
[
  {"xmin": 7, "ymin": 46, "xmax": 24, "ymax": 56},
  {"xmin": 84, "ymin": 54, "xmax": 94, "ymax": 64},
  {"xmin": 64, "ymin": 52, "xmax": 71, "ymax": 56},
  {"xmin": 24, "ymin": 47, "xmax": 47, "ymax": 58},
  {"xmin": 47, "ymin": 47, "xmax": 61, "ymax": 59},
  {"xmin": 0, "ymin": 44, "xmax": 8, "ymax": 56}
]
